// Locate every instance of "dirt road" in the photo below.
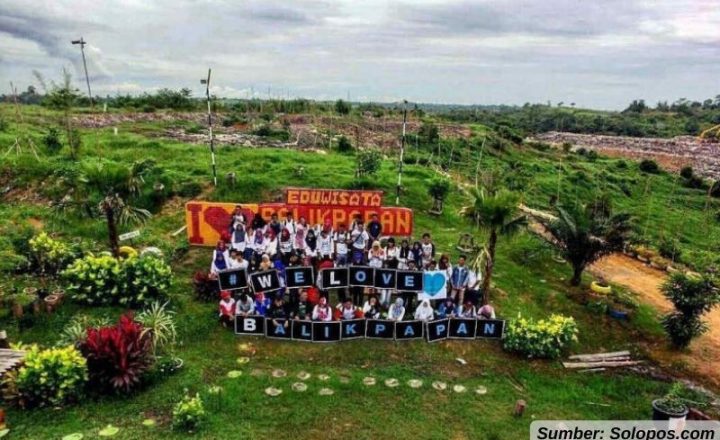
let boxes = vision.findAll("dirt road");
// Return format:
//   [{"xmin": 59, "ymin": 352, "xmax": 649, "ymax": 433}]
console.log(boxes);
[{"xmin": 591, "ymin": 254, "xmax": 720, "ymax": 387}]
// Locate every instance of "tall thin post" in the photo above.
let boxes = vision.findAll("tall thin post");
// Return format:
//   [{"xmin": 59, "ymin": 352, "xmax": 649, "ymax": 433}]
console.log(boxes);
[
  {"xmin": 202, "ymin": 69, "xmax": 218, "ymax": 186},
  {"xmin": 396, "ymin": 100, "xmax": 408, "ymax": 205},
  {"xmin": 71, "ymin": 37, "xmax": 93, "ymax": 107}
]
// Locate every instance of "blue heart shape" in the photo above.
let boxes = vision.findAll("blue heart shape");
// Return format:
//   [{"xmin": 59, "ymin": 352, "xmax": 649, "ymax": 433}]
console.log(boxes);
[{"xmin": 423, "ymin": 272, "xmax": 446, "ymax": 297}]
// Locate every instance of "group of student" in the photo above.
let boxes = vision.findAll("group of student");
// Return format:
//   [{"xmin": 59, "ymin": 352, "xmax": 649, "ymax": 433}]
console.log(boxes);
[{"xmin": 212, "ymin": 206, "xmax": 495, "ymax": 326}]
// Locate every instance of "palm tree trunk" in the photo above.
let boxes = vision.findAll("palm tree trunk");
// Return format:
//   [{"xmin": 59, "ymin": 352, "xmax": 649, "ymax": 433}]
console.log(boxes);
[
  {"xmin": 481, "ymin": 228, "xmax": 498, "ymax": 305},
  {"xmin": 106, "ymin": 208, "xmax": 120, "ymax": 258},
  {"xmin": 570, "ymin": 264, "xmax": 584, "ymax": 286}
]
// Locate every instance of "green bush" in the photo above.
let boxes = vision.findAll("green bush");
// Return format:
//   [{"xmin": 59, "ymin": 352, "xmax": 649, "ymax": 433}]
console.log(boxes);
[
  {"xmin": 63, "ymin": 254, "xmax": 123, "ymax": 306},
  {"xmin": 661, "ymin": 273, "xmax": 720, "ymax": 348},
  {"xmin": 355, "ymin": 148, "xmax": 382, "ymax": 177},
  {"xmin": 503, "ymin": 314, "xmax": 579, "ymax": 359},
  {"xmin": 63, "ymin": 254, "xmax": 172, "ymax": 307},
  {"xmin": 680, "ymin": 166, "xmax": 694, "ymax": 179},
  {"xmin": 42, "ymin": 127, "xmax": 63, "ymax": 153},
  {"xmin": 428, "ymin": 178, "xmax": 451, "ymax": 201},
  {"xmin": 29, "ymin": 232, "xmax": 75, "ymax": 275},
  {"xmin": 639, "ymin": 159, "xmax": 660, "ymax": 174},
  {"xmin": 173, "ymin": 392, "xmax": 206, "ymax": 432},
  {"xmin": 11, "ymin": 345, "xmax": 88, "ymax": 408},
  {"xmin": 178, "ymin": 181, "xmax": 203, "ymax": 198},
  {"xmin": 336, "ymin": 135, "xmax": 353, "ymax": 153},
  {"xmin": 122, "ymin": 255, "xmax": 172, "ymax": 307}
]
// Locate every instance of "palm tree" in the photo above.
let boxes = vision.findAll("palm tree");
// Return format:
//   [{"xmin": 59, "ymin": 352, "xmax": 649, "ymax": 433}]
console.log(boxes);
[
  {"xmin": 54, "ymin": 159, "xmax": 154, "ymax": 257},
  {"xmin": 460, "ymin": 187, "xmax": 526, "ymax": 305},
  {"xmin": 540, "ymin": 203, "xmax": 631, "ymax": 286}
]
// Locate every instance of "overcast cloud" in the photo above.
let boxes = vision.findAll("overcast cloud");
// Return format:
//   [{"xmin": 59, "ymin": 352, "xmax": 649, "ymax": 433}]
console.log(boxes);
[{"xmin": 0, "ymin": 0, "xmax": 718, "ymax": 109}]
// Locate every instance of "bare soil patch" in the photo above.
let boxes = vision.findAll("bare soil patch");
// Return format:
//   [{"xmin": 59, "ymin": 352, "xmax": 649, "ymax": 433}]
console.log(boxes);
[{"xmin": 591, "ymin": 254, "xmax": 720, "ymax": 387}]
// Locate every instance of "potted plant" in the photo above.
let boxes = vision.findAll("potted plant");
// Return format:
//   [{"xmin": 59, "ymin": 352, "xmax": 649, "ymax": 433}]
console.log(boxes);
[
  {"xmin": 652, "ymin": 383, "xmax": 689, "ymax": 421},
  {"xmin": 11, "ymin": 292, "xmax": 37, "ymax": 318}
]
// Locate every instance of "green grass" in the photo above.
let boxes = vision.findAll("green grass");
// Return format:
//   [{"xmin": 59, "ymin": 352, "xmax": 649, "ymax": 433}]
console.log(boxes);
[{"xmin": 0, "ymin": 105, "xmax": 713, "ymax": 439}]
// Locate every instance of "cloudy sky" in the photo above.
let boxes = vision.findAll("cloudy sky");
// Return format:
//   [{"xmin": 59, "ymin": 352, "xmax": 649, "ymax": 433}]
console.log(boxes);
[{"xmin": 1, "ymin": 0, "xmax": 718, "ymax": 109}]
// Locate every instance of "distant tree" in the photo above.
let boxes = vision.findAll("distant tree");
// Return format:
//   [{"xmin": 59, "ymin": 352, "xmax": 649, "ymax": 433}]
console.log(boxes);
[
  {"xmin": 680, "ymin": 166, "xmax": 694, "ymax": 179},
  {"xmin": 623, "ymin": 99, "xmax": 647, "ymax": 114},
  {"xmin": 336, "ymin": 135, "xmax": 353, "ymax": 153},
  {"xmin": 540, "ymin": 203, "xmax": 632, "ymax": 286},
  {"xmin": 355, "ymin": 149, "xmax": 381, "ymax": 177},
  {"xmin": 460, "ymin": 187, "xmax": 526, "ymax": 304},
  {"xmin": 43, "ymin": 69, "xmax": 82, "ymax": 159},
  {"xmin": 418, "ymin": 121, "xmax": 440, "ymax": 144},
  {"xmin": 335, "ymin": 99, "xmax": 351, "ymax": 115},
  {"xmin": 639, "ymin": 159, "xmax": 660, "ymax": 174}
]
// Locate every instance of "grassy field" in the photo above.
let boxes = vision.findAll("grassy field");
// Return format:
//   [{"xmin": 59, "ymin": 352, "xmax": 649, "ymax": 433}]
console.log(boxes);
[{"xmin": 0, "ymin": 105, "xmax": 716, "ymax": 439}]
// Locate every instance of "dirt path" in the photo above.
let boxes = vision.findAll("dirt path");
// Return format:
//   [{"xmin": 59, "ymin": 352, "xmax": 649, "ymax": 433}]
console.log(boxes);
[{"xmin": 591, "ymin": 254, "xmax": 720, "ymax": 387}]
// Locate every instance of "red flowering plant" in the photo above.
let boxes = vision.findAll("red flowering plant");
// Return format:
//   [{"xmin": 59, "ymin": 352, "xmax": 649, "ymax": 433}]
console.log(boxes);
[{"xmin": 81, "ymin": 314, "xmax": 154, "ymax": 393}]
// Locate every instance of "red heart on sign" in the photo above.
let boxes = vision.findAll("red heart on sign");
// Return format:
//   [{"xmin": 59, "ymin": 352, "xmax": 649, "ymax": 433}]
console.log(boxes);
[{"xmin": 203, "ymin": 206, "xmax": 233, "ymax": 237}]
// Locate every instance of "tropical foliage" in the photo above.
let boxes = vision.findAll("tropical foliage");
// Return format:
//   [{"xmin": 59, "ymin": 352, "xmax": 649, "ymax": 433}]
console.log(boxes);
[
  {"xmin": 540, "ymin": 202, "xmax": 632, "ymax": 286},
  {"xmin": 80, "ymin": 314, "xmax": 154, "ymax": 393},
  {"xmin": 6, "ymin": 345, "xmax": 87, "ymax": 408},
  {"xmin": 173, "ymin": 392, "xmax": 206, "ymax": 432},
  {"xmin": 28, "ymin": 232, "xmax": 74, "ymax": 275},
  {"xmin": 503, "ymin": 314, "xmax": 579, "ymax": 359},
  {"xmin": 661, "ymin": 273, "xmax": 720, "ymax": 348},
  {"xmin": 460, "ymin": 187, "xmax": 526, "ymax": 304},
  {"xmin": 63, "ymin": 254, "xmax": 171, "ymax": 307}
]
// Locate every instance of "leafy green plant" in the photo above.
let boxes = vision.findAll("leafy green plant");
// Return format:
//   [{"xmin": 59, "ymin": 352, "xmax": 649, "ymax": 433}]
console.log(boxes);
[
  {"xmin": 43, "ymin": 127, "xmax": 63, "ymax": 153},
  {"xmin": 29, "ymin": 232, "xmax": 74, "ymax": 276},
  {"xmin": 540, "ymin": 202, "xmax": 631, "ymax": 286},
  {"xmin": 6, "ymin": 345, "xmax": 87, "ymax": 408},
  {"xmin": 661, "ymin": 273, "xmax": 720, "ymax": 348},
  {"xmin": 658, "ymin": 237, "xmax": 682, "ymax": 261},
  {"xmin": 173, "ymin": 392, "xmax": 206, "ymax": 432},
  {"xmin": 136, "ymin": 301, "xmax": 177, "ymax": 356},
  {"xmin": 428, "ymin": 178, "xmax": 451, "ymax": 202},
  {"xmin": 503, "ymin": 314, "xmax": 579, "ymax": 359},
  {"xmin": 336, "ymin": 135, "xmax": 353, "ymax": 153},
  {"xmin": 57, "ymin": 315, "xmax": 112, "ymax": 347},
  {"xmin": 654, "ymin": 383, "xmax": 690, "ymax": 414},
  {"xmin": 355, "ymin": 148, "xmax": 382, "ymax": 177},
  {"xmin": 63, "ymin": 254, "xmax": 172, "ymax": 307},
  {"xmin": 121, "ymin": 255, "xmax": 172, "ymax": 307},
  {"xmin": 63, "ymin": 254, "xmax": 123, "ymax": 306}
]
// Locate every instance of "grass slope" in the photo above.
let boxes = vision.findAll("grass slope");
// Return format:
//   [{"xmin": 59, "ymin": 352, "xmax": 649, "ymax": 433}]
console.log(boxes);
[{"xmin": 0, "ymin": 106, "xmax": 712, "ymax": 439}]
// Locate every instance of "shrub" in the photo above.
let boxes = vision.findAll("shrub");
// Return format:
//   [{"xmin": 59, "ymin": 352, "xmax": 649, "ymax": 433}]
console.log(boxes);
[
  {"xmin": 0, "ymin": 116, "xmax": 7, "ymax": 132},
  {"xmin": 81, "ymin": 314, "xmax": 154, "ymax": 393},
  {"xmin": 136, "ymin": 301, "xmax": 177, "ymax": 356},
  {"xmin": 639, "ymin": 159, "xmax": 660, "ymax": 174},
  {"xmin": 29, "ymin": 232, "xmax": 74, "ymax": 276},
  {"xmin": 503, "ymin": 314, "xmax": 578, "ymax": 359},
  {"xmin": 684, "ymin": 175, "xmax": 706, "ymax": 190},
  {"xmin": 336, "ymin": 135, "xmax": 353, "ymax": 153},
  {"xmin": 658, "ymin": 237, "xmax": 682, "ymax": 261},
  {"xmin": 186, "ymin": 123, "xmax": 203, "ymax": 134},
  {"xmin": 428, "ymin": 178, "xmax": 451, "ymax": 201},
  {"xmin": 57, "ymin": 315, "xmax": 112, "ymax": 348},
  {"xmin": 10, "ymin": 345, "xmax": 87, "ymax": 408},
  {"xmin": 178, "ymin": 181, "xmax": 203, "ymax": 198},
  {"xmin": 43, "ymin": 127, "xmax": 63, "ymax": 153},
  {"xmin": 121, "ymin": 255, "xmax": 172, "ymax": 307},
  {"xmin": 355, "ymin": 148, "xmax": 382, "ymax": 177},
  {"xmin": 585, "ymin": 150, "xmax": 598, "ymax": 161},
  {"xmin": 661, "ymin": 273, "xmax": 720, "ymax": 348},
  {"xmin": 561, "ymin": 142, "xmax": 573, "ymax": 153},
  {"xmin": 173, "ymin": 392, "xmax": 206, "ymax": 432},
  {"xmin": 680, "ymin": 166, "xmax": 694, "ymax": 179},
  {"xmin": 63, "ymin": 254, "xmax": 172, "ymax": 307},
  {"xmin": 710, "ymin": 181, "xmax": 720, "ymax": 198},
  {"xmin": 0, "ymin": 236, "xmax": 28, "ymax": 274},
  {"xmin": 63, "ymin": 254, "xmax": 123, "ymax": 306}
]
